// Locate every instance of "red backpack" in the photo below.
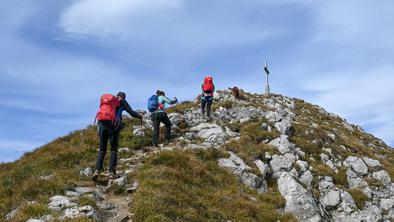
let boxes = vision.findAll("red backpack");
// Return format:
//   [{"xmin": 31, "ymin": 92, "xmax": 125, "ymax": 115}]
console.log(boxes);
[
  {"xmin": 96, "ymin": 94, "xmax": 120, "ymax": 123},
  {"xmin": 202, "ymin": 76, "xmax": 214, "ymax": 93}
]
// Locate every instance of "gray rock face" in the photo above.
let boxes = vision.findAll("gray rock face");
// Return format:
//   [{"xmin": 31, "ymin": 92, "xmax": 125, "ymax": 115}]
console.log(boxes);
[
  {"xmin": 300, "ymin": 170, "xmax": 313, "ymax": 187},
  {"xmin": 320, "ymin": 153, "xmax": 337, "ymax": 171},
  {"xmin": 230, "ymin": 106, "xmax": 265, "ymax": 121},
  {"xmin": 64, "ymin": 205, "xmax": 96, "ymax": 219},
  {"xmin": 79, "ymin": 167, "xmax": 93, "ymax": 177},
  {"xmin": 265, "ymin": 111, "xmax": 282, "ymax": 123},
  {"xmin": 240, "ymin": 172, "xmax": 267, "ymax": 193},
  {"xmin": 168, "ymin": 113, "xmax": 183, "ymax": 126},
  {"xmin": 380, "ymin": 198, "xmax": 394, "ymax": 211},
  {"xmin": 132, "ymin": 126, "xmax": 145, "ymax": 136},
  {"xmin": 26, "ymin": 219, "xmax": 44, "ymax": 222},
  {"xmin": 332, "ymin": 191, "xmax": 358, "ymax": 221},
  {"xmin": 344, "ymin": 156, "xmax": 368, "ymax": 176},
  {"xmin": 346, "ymin": 169, "xmax": 368, "ymax": 189},
  {"xmin": 296, "ymin": 160, "xmax": 309, "ymax": 172},
  {"xmin": 254, "ymin": 159, "xmax": 269, "ymax": 178},
  {"xmin": 218, "ymin": 151, "xmax": 266, "ymax": 192},
  {"xmin": 274, "ymin": 116, "xmax": 293, "ymax": 135},
  {"xmin": 322, "ymin": 190, "xmax": 341, "ymax": 209},
  {"xmin": 190, "ymin": 123, "xmax": 236, "ymax": 144},
  {"xmin": 270, "ymin": 153, "xmax": 296, "ymax": 176},
  {"xmin": 118, "ymin": 147, "xmax": 130, "ymax": 153},
  {"xmin": 48, "ymin": 195, "xmax": 76, "ymax": 211},
  {"xmin": 362, "ymin": 157, "xmax": 381, "ymax": 168},
  {"xmin": 278, "ymin": 172, "xmax": 321, "ymax": 222},
  {"xmin": 218, "ymin": 151, "xmax": 251, "ymax": 175},
  {"xmin": 112, "ymin": 176, "xmax": 127, "ymax": 187},
  {"xmin": 358, "ymin": 204, "xmax": 382, "ymax": 222},
  {"xmin": 268, "ymin": 135, "xmax": 295, "ymax": 154},
  {"xmin": 373, "ymin": 170, "xmax": 391, "ymax": 185}
]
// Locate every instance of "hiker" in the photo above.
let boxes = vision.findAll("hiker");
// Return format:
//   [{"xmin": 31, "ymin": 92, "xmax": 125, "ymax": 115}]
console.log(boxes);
[
  {"xmin": 92, "ymin": 92, "xmax": 142, "ymax": 181},
  {"xmin": 147, "ymin": 90, "xmax": 177, "ymax": 147},
  {"xmin": 201, "ymin": 76, "xmax": 215, "ymax": 119},
  {"xmin": 228, "ymin": 86, "xmax": 240, "ymax": 99}
]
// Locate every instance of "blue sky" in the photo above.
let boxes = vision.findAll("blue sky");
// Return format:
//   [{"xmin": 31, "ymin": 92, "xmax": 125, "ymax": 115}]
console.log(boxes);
[{"xmin": 1, "ymin": 0, "xmax": 393, "ymax": 162}]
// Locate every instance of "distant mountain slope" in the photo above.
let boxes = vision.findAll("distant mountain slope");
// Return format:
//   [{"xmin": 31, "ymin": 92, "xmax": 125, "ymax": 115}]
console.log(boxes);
[{"xmin": 1, "ymin": 89, "xmax": 393, "ymax": 222}]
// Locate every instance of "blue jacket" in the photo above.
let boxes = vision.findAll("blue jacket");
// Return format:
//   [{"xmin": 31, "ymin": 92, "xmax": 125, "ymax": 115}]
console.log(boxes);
[{"xmin": 155, "ymin": 95, "xmax": 177, "ymax": 113}]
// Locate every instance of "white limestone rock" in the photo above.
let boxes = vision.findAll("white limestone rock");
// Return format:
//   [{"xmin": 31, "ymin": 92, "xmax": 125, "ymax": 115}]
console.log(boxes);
[
  {"xmin": 278, "ymin": 172, "xmax": 321, "ymax": 222},
  {"xmin": 344, "ymin": 156, "xmax": 368, "ymax": 176}
]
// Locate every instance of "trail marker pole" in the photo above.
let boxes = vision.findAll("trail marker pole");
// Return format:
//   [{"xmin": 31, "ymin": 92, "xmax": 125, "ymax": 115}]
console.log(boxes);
[{"xmin": 264, "ymin": 61, "xmax": 270, "ymax": 96}]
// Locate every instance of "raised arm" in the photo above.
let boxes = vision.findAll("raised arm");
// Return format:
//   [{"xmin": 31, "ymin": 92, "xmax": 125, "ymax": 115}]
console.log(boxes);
[{"xmin": 121, "ymin": 100, "xmax": 142, "ymax": 119}]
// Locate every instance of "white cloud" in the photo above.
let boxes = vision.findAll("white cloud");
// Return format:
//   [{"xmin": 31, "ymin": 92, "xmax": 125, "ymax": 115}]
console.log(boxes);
[{"xmin": 59, "ymin": 0, "xmax": 183, "ymax": 39}]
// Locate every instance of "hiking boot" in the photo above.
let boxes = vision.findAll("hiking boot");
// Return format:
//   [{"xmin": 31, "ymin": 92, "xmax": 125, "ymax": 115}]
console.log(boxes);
[{"xmin": 91, "ymin": 170, "xmax": 100, "ymax": 182}]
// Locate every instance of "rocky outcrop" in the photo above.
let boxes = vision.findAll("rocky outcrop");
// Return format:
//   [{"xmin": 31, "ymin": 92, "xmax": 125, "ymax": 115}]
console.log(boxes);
[
  {"xmin": 219, "ymin": 151, "xmax": 267, "ymax": 192},
  {"xmin": 278, "ymin": 172, "xmax": 321, "ymax": 222}
]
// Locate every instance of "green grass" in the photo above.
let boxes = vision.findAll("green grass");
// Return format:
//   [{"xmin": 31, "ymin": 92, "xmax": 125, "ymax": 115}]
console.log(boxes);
[
  {"xmin": 131, "ymin": 149, "xmax": 295, "ymax": 222},
  {"xmin": 346, "ymin": 188, "xmax": 368, "ymax": 209},
  {"xmin": 0, "ymin": 117, "xmax": 151, "ymax": 220},
  {"xmin": 240, "ymin": 120, "xmax": 280, "ymax": 144},
  {"xmin": 166, "ymin": 101, "xmax": 199, "ymax": 114},
  {"xmin": 13, "ymin": 203, "xmax": 51, "ymax": 221}
]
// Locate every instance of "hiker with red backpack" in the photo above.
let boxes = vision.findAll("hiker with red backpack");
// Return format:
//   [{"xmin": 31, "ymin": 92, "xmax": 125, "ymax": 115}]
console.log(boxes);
[
  {"xmin": 201, "ymin": 76, "xmax": 215, "ymax": 119},
  {"xmin": 147, "ymin": 90, "xmax": 178, "ymax": 147},
  {"xmin": 92, "ymin": 92, "xmax": 142, "ymax": 181}
]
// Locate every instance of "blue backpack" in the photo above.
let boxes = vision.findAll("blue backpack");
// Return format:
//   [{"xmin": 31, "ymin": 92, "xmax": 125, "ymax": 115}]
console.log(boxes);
[{"xmin": 147, "ymin": 95, "xmax": 159, "ymax": 112}]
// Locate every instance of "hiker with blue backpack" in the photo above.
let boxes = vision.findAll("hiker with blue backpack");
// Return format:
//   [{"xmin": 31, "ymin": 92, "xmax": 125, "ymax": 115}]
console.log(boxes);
[
  {"xmin": 147, "ymin": 90, "xmax": 178, "ymax": 147},
  {"xmin": 92, "ymin": 92, "xmax": 142, "ymax": 181}
]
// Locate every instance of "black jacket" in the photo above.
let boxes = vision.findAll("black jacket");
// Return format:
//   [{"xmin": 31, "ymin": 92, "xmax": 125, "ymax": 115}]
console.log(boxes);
[{"xmin": 118, "ymin": 99, "xmax": 141, "ymax": 120}]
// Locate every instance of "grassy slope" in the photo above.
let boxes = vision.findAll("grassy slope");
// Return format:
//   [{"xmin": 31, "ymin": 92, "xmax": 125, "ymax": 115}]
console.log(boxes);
[
  {"xmin": 1, "ymin": 93, "xmax": 393, "ymax": 221},
  {"xmin": 0, "ymin": 118, "xmax": 150, "ymax": 221}
]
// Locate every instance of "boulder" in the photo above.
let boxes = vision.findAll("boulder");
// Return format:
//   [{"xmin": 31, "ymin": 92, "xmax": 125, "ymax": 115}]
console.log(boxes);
[
  {"xmin": 296, "ymin": 160, "xmax": 309, "ymax": 172},
  {"xmin": 346, "ymin": 169, "xmax": 368, "ymax": 189},
  {"xmin": 278, "ymin": 172, "xmax": 321, "ymax": 222},
  {"xmin": 48, "ymin": 195, "xmax": 76, "ymax": 211},
  {"xmin": 300, "ymin": 170, "xmax": 313, "ymax": 187},
  {"xmin": 344, "ymin": 156, "xmax": 368, "ymax": 176},
  {"xmin": 274, "ymin": 116, "xmax": 293, "ymax": 135},
  {"xmin": 362, "ymin": 157, "xmax": 381, "ymax": 168},
  {"xmin": 118, "ymin": 147, "xmax": 130, "ymax": 153},
  {"xmin": 168, "ymin": 113, "xmax": 183, "ymax": 126},
  {"xmin": 80, "ymin": 167, "xmax": 93, "ymax": 177},
  {"xmin": 112, "ymin": 176, "xmax": 127, "ymax": 187},
  {"xmin": 265, "ymin": 111, "xmax": 282, "ymax": 123},
  {"xmin": 358, "ymin": 204, "xmax": 382, "ymax": 222},
  {"xmin": 64, "ymin": 205, "xmax": 96, "ymax": 219},
  {"xmin": 322, "ymin": 190, "xmax": 341, "ymax": 209},
  {"xmin": 372, "ymin": 170, "xmax": 391, "ymax": 185},
  {"xmin": 268, "ymin": 135, "xmax": 295, "ymax": 154},
  {"xmin": 254, "ymin": 159, "xmax": 269, "ymax": 178},
  {"xmin": 270, "ymin": 153, "xmax": 296, "ymax": 176},
  {"xmin": 26, "ymin": 219, "xmax": 44, "ymax": 222},
  {"xmin": 132, "ymin": 127, "xmax": 145, "ymax": 137},
  {"xmin": 240, "ymin": 172, "xmax": 267, "ymax": 193}
]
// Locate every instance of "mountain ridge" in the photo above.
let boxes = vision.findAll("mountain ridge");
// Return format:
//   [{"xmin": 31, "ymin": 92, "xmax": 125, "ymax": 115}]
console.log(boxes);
[{"xmin": 1, "ymin": 89, "xmax": 393, "ymax": 222}]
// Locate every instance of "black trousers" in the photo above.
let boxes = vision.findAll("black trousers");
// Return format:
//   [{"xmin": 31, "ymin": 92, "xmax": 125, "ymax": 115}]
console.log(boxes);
[
  {"xmin": 95, "ymin": 121, "xmax": 119, "ymax": 173},
  {"xmin": 151, "ymin": 112, "xmax": 172, "ymax": 145},
  {"xmin": 201, "ymin": 96, "xmax": 213, "ymax": 117}
]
